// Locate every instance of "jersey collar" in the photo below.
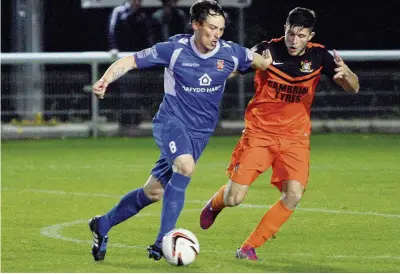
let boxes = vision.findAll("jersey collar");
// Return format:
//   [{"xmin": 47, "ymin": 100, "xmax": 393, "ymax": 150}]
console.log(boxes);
[{"xmin": 190, "ymin": 35, "xmax": 220, "ymax": 59}]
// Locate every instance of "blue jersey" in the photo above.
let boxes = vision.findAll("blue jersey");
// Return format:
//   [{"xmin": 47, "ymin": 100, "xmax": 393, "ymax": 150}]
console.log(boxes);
[{"xmin": 134, "ymin": 34, "xmax": 254, "ymax": 138}]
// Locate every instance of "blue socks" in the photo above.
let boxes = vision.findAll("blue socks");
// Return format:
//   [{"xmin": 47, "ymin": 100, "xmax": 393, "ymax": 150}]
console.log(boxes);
[
  {"xmin": 96, "ymin": 172, "xmax": 191, "ymax": 247},
  {"xmin": 98, "ymin": 187, "xmax": 153, "ymax": 236},
  {"xmin": 155, "ymin": 172, "xmax": 191, "ymax": 247}
]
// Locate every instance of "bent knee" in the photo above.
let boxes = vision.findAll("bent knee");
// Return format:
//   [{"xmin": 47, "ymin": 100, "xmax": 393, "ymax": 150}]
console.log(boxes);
[
  {"xmin": 176, "ymin": 165, "xmax": 195, "ymax": 177},
  {"xmin": 143, "ymin": 176, "xmax": 164, "ymax": 202},
  {"xmin": 144, "ymin": 186, "xmax": 164, "ymax": 202},
  {"xmin": 173, "ymin": 155, "xmax": 195, "ymax": 176},
  {"xmin": 224, "ymin": 194, "xmax": 244, "ymax": 207},
  {"xmin": 281, "ymin": 189, "xmax": 303, "ymax": 209},
  {"xmin": 224, "ymin": 180, "xmax": 248, "ymax": 207}
]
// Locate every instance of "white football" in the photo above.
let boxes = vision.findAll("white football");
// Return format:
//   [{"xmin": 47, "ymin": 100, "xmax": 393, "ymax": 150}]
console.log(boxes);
[{"xmin": 162, "ymin": 228, "xmax": 200, "ymax": 266}]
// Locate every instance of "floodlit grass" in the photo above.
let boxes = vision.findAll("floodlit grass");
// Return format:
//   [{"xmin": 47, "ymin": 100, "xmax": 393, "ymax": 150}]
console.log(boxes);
[{"xmin": 2, "ymin": 134, "xmax": 400, "ymax": 272}]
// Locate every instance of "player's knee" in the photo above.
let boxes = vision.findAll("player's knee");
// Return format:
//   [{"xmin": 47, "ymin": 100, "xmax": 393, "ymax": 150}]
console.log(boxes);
[
  {"xmin": 281, "ymin": 188, "xmax": 303, "ymax": 209},
  {"xmin": 173, "ymin": 155, "xmax": 195, "ymax": 176},
  {"xmin": 144, "ymin": 186, "xmax": 164, "ymax": 202},
  {"xmin": 223, "ymin": 180, "xmax": 248, "ymax": 207},
  {"xmin": 281, "ymin": 180, "xmax": 304, "ymax": 209},
  {"xmin": 143, "ymin": 176, "xmax": 164, "ymax": 202},
  {"xmin": 224, "ymin": 191, "xmax": 246, "ymax": 207},
  {"xmin": 176, "ymin": 165, "xmax": 195, "ymax": 177}
]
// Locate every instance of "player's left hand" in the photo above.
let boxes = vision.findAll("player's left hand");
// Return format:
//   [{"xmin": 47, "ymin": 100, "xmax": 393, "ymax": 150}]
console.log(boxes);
[{"xmin": 333, "ymin": 49, "xmax": 350, "ymax": 80}]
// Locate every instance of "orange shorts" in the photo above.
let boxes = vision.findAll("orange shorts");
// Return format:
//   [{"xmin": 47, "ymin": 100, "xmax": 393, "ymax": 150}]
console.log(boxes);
[{"xmin": 227, "ymin": 135, "xmax": 310, "ymax": 192}]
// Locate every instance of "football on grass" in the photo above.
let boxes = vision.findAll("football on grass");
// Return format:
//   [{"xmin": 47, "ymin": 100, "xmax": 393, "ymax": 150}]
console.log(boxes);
[{"xmin": 162, "ymin": 228, "xmax": 200, "ymax": 266}]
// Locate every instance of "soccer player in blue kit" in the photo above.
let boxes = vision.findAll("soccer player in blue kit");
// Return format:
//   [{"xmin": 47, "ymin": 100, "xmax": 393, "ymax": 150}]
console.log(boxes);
[{"xmin": 90, "ymin": 0, "xmax": 273, "ymax": 262}]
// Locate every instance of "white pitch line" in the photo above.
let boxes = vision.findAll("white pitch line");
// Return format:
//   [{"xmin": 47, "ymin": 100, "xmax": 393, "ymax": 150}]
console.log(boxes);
[
  {"xmin": 3, "ymin": 187, "xmax": 400, "ymax": 219},
  {"xmin": 41, "ymin": 218, "xmax": 144, "ymax": 249},
  {"xmin": 15, "ymin": 187, "xmax": 397, "ymax": 261},
  {"xmin": 2, "ymin": 187, "xmax": 399, "ymax": 262},
  {"xmin": 41, "ymin": 209, "xmax": 200, "ymax": 250},
  {"xmin": 40, "ymin": 216, "xmax": 400, "ymax": 261}
]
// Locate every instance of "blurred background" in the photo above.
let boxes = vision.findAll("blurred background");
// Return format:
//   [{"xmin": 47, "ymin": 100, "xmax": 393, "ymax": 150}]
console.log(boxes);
[{"xmin": 1, "ymin": 0, "xmax": 400, "ymax": 139}]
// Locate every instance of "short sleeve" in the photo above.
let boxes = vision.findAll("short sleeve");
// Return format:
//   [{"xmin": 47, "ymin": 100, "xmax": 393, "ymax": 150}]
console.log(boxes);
[
  {"xmin": 134, "ymin": 42, "xmax": 175, "ymax": 69},
  {"xmin": 230, "ymin": 42, "xmax": 254, "ymax": 72},
  {"xmin": 250, "ymin": 42, "xmax": 268, "ymax": 55},
  {"xmin": 321, "ymin": 48, "xmax": 337, "ymax": 79}
]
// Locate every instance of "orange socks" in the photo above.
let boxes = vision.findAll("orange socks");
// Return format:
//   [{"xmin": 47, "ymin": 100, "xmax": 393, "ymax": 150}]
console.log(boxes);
[
  {"xmin": 242, "ymin": 200, "xmax": 293, "ymax": 248},
  {"xmin": 210, "ymin": 185, "xmax": 227, "ymax": 211}
]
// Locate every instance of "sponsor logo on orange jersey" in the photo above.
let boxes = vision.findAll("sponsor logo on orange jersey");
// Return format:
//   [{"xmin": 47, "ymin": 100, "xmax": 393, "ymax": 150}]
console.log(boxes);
[{"xmin": 267, "ymin": 80, "xmax": 309, "ymax": 103}]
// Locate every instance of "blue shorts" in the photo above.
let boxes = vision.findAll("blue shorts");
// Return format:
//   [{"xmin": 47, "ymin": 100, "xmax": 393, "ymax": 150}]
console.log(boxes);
[{"xmin": 150, "ymin": 117, "xmax": 209, "ymax": 187}]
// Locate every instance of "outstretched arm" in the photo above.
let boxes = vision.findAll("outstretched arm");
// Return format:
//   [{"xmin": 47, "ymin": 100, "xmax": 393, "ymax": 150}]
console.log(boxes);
[
  {"xmin": 92, "ymin": 55, "xmax": 137, "ymax": 99},
  {"xmin": 332, "ymin": 49, "xmax": 360, "ymax": 93},
  {"xmin": 228, "ymin": 49, "xmax": 273, "ymax": 79}
]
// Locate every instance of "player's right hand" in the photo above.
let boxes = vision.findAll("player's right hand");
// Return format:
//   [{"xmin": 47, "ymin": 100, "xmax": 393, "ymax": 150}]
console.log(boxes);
[
  {"xmin": 92, "ymin": 79, "xmax": 108, "ymax": 99},
  {"xmin": 262, "ymin": 49, "xmax": 273, "ymax": 66}
]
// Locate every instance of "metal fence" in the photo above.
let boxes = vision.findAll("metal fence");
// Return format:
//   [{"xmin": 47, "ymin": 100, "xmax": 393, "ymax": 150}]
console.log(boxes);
[{"xmin": 1, "ymin": 51, "xmax": 400, "ymax": 138}]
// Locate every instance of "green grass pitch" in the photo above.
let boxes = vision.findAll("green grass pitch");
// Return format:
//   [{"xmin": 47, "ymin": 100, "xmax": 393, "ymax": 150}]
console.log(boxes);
[{"xmin": 1, "ymin": 133, "xmax": 400, "ymax": 272}]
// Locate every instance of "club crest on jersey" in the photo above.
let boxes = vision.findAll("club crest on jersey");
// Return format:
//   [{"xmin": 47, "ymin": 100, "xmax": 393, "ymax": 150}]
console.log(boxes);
[
  {"xmin": 216, "ymin": 59, "xmax": 224, "ymax": 71},
  {"xmin": 300, "ymin": 60, "xmax": 313, "ymax": 73}
]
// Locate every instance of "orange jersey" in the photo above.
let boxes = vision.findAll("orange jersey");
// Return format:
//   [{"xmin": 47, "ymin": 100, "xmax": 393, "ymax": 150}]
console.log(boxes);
[{"xmin": 244, "ymin": 37, "xmax": 337, "ymax": 140}]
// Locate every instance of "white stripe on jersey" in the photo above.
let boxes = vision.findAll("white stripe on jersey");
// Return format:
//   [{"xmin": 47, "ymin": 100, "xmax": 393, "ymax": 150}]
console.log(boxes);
[
  {"xmin": 164, "ymin": 68, "xmax": 176, "ymax": 96},
  {"xmin": 232, "ymin": 56, "xmax": 239, "ymax": 72},
  {"xmin": 168, "ymin": 48, "xmax": 183, "ymax": 71},
  {"xmin": 164, "ymin": 48, "xmax": 183, "ymax": 96}
]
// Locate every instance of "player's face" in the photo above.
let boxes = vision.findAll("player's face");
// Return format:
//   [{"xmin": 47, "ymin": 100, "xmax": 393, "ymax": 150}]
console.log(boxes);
[
  {"xmin": 284, "ymin": 25, "xmax": 315, "ymax": 56},
  {"xmin": 193, "ymin": 15, "xmax": 225, "ymax": 53}
]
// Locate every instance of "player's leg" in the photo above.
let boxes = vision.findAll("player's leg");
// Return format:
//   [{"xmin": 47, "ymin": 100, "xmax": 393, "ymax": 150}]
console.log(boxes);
[
  {"xmin": 200, "ymin": 179, "xmax": 248, "ymax": 230},
  {"xmin": 148, "ymin": 153, "xmax": 194, "ymax": 261},
  {"xmin": 99, "ymin": 175, "xmax": 163, "ymax": 233},
  {"xmin": 146, "ymin": 156, "xmax": 174, "ymax": 260},
  {"xmin": 237, "ymin": 180, "xmax": 302, "ymax": 259},
  {"xmin": 148, "ymin": 118, "xmax": 208, "ymax": 260},
  {"xmin": 237, "ymin": 138, "xmax": 309, "ymax": 259},
  {"xmin": 200, "ymin": 136, "xmax": 277, "ymax": 230},
  {"xmin": 200, "ymin": 137, "xmax": 247, "ymax": 229},
  {"xmin": 89, "ymin": 175, "xmax": 162, "ymax": 261},
  {"xmin": 281, "ymin": 179, "xmax": 305, "ymax": 209}
]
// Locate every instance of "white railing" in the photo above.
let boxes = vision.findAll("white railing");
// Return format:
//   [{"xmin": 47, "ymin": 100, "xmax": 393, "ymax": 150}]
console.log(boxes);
[
  {"xmin": 3, "ymin": 50, "xmax": 400, "ymax": 64},
  {"xmin": 1, "ymin": 50, "xmax": 400, "ymax": 137}
]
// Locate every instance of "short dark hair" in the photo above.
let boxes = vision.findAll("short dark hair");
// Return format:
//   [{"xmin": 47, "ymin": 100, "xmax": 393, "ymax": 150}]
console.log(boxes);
[
  {"xmin": 190, "ymin": 0, "xmax": 225, "ymax": 24},
  {"xmin": 286, "ymin": 7, "xmax": 316, "ymax": 31}
]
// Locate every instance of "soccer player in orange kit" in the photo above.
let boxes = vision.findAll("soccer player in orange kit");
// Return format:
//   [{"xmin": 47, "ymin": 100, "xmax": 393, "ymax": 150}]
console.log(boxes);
[{"xmin": 200, "ymin": 6, "xmax": 360, "ymax": 260}]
